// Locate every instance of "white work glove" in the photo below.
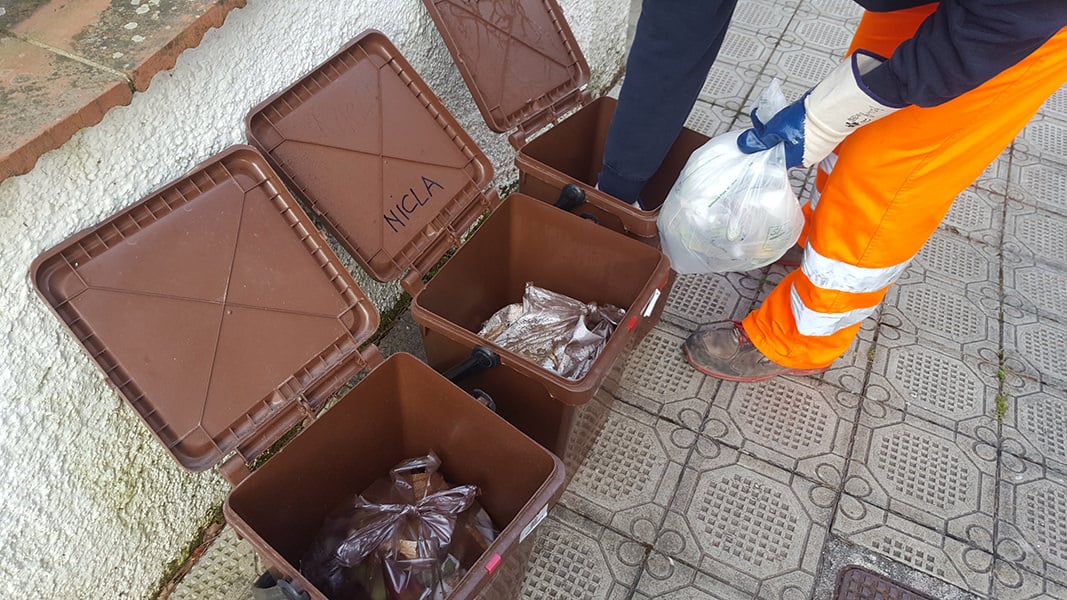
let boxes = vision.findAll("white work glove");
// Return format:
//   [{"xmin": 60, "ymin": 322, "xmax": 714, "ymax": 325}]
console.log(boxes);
[{"xmin": 737, "ymin": 50, "xmax": 905, "ymax": 167}]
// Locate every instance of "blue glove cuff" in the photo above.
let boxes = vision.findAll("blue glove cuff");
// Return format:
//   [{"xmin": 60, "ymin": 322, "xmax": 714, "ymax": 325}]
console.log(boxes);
[{"xmin": 736, "ymin": 100, "xmax": 808, "ymax": 168}]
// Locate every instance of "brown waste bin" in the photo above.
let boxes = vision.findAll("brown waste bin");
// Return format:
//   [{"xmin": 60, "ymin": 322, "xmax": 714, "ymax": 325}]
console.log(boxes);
[
  {"xmin": 227, "ymin": 353, "xmax": 562, "ymax": 600},
  {"xmin": 244, "ymin": 31, "xmax": 672, "ymax": 457},
  {"xmin": 419, "ymin": 0, "xmax": 711, "ymax": 245},
  {"xmin": 31, "ymin": 146, "xmax": 565, "ymax": 599}
]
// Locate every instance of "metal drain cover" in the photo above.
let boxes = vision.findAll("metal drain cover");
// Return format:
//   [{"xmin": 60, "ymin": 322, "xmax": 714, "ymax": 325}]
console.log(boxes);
[{"xmin": 835, "ymin": 566, "xmax": 938, "ymax": 600}]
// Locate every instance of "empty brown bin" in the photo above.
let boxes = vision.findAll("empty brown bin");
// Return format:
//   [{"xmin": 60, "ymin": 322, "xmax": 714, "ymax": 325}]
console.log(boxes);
[
  {"xmin": 245, "ymin": 32, "xmax": 672, "ymax": 443},
  {"xmin": 31, "ymin": 145, "xmax": 565, "ymax": 599},
  {"xmin": 419, "ymin": 0, "xmax": 711, "ymax": 244}
]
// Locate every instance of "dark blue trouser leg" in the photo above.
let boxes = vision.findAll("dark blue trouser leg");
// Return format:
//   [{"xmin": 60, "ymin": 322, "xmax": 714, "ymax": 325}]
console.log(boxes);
[{"xmin": 599, "ymin": 0, "xmax": 740, "ymax": 206}]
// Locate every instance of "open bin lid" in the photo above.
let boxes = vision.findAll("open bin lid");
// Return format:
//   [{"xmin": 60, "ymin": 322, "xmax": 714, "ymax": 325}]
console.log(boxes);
[
  {"xmin": 246, "ymin": 30, "xmax": 499, "ymax": 290},
  {"xmin": 30, "ymin": 146, "xmax": 381, "ymax": 474},
  {"xmin": 420, "ymin": 0, "xmax": 591, "ymax": 146}
]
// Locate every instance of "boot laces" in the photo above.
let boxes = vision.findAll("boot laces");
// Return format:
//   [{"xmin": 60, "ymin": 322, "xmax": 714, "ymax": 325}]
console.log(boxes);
[{"xmin": 729, "ymin": 320, "xmax": 751, "ymax": 351}]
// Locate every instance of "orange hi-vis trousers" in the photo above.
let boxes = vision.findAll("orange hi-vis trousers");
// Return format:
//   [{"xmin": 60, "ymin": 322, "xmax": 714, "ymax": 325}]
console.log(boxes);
[{"xmin": 743, "ymin": 6, "xmax": 1067, "ymax": 369}]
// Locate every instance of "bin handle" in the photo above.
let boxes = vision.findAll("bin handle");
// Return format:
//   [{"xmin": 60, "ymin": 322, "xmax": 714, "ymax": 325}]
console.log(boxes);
[
  {"xmin": 442, "ymin": 346, "xmax": 500, "ymax": 382},
  {"xmin": 252, "ymin": 572, "xmax": 309, "ymax": 600},
  {"xmin": 554, "ymin": 183, "xmax": 586, "ymax": 212}
]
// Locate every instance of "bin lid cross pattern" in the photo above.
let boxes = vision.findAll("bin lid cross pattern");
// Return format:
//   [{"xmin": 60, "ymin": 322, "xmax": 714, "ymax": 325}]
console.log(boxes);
[{"xmin": 32, "ymin": 150, "xmax": 378, "ymax": 471}]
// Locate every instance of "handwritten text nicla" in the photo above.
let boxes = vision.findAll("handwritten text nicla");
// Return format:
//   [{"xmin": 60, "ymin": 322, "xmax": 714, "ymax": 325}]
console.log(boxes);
[{"xmin": 384, "ymin": 176, "xmax": 445, "ymax": 234}]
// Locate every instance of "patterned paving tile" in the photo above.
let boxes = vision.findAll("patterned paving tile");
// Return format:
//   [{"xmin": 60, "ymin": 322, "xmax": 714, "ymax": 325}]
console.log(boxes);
[
  {"xmin": 993, "ymin": 560, "xmax": 1067, "ymax": 600},
  {"xmin": 698, "ymin": 65, "xmax": 760, "ymax": 113},
  {"xmin": 1002, "ymin": 201, "xmax": 1067, "ymax": 270},
  {"xmin": 661, "ymin": 272, "xmax": 760, "ymax": 331},
  {"xmin": 1003, "ymin": 258, "xmax": 1067, "ymax": 326},
  {"xmin": 996, "ymin": 455, "xmax": 1067, "ymax": 589},
  {"xmin": 686, "ymin": 101, "xmax": 741, "ymax": 139},
  {"xmin": 844, "ymin": 402, "xmax": 998, "ymax": 548},
  {"xmin": 905, "ymin": 230, "xmax": 1000, "ymax": 287},
  {"xmin": 560, "ymin": 395, "xmax": 695, "ymax": 544},
  {"xmin": 634, "ymin": 552, "xmax": 760, "ymax": 600},
  {"xmin": 715, "ymin": 28, "xmax": 781, "ymax": 74},
  {"xmin": 974, "ymin": 148, "xmax": 1017, "ymax": 199},
  {"xmin": 1002, "ymin": 310, "xmax": 1067, "ymax": 390},
  {"xmin": 730, "ymin": 0, "xmax": 797, "ymax": 35},
  {"xmin": 740, "ymin": 0, "xmax": 804, "ymax": 11},
  {"xmin": 877, "ymin": 277, "xmax": 1001, "ymax": 359},
  {"xmin": 1000, "ymin": 382, "xmax": 1067, "ymax": 475},
  {"xmin": 833, "ymin": 495, "xmax": 994, "ymax": 597},
  {"xmin": 816, "ymin": 332, "xmax": 876, "ymax": 396},
  {"xmin": 1011, "ymin": 152, "xmax": 1067, "ymax": 217},
  {"xmin": 862, "ymin": 340, "xmax": 1003, "ymax": 440},
  {"xmin": 782, "ymin": 12, "xmax": 855, "ymax": 59},
  {"xmin": 169, "ymin": 526, "xmax": 262, "ymax": 600},
  {"xmin": 563, "ymin": 390, "xmax": 620, "ymax": 472},
  {"xmin": 703, "ymin": 378, "xmax": 860, "ymax": 489},
  {"xmin": 1038, "ymin": 85, "xmax": 1067, "ymax": 123},
  {"xmin": 792, "ymin": 0, "xmax": 864, "ymax": 23},
  {"xmin": 761, "ymin": 41, "xmax": 839, "ymax": 88},
  {"xmin": 659, "ymin": 441, "xmax": 834, "ymax": 599},
  {"xmin": 614, "ymin": 323, "xmax": 715, "ymax": 426},
  {"xmin": 519, "ymin": 505, "xmax": 645, "ymax": 600},
  {"xmin": 1013, "ymin": 115, "xmax": 1067, "ymax": 168},
  {"xmin": 941, "ymin": 186, "xmax": 1007, "ymax": 245}
]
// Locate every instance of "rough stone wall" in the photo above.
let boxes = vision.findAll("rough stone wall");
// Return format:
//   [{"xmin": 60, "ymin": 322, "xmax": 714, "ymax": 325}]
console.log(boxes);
[{"xmin": 0, "ymin": 0, "xmax": 629, "ymax": 597}]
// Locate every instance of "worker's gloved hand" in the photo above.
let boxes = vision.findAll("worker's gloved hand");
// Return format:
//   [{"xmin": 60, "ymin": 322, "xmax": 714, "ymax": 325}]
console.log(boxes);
[{"xmin": 737, "ymin": 50, "xmax": 905, "ymax": 168}]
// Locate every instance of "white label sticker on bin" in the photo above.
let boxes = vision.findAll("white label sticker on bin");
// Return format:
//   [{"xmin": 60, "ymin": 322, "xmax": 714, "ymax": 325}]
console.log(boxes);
[
  {"xmin": 642, "ymin": 289, "xmax": 662, "ymax": 317},
  {"xmin": 519, "ymin": 504, "xmax": 549, "ymax": 543}
]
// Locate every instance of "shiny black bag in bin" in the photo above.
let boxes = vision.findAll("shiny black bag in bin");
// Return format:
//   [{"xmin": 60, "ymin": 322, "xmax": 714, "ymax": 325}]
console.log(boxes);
[{"xmin": 302, "ymin": 452, "xmax": 499, "ymax": 600}]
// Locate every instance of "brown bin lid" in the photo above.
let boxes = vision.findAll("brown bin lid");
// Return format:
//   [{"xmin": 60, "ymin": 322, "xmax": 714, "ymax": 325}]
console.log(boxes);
[
  {"xmin": 31, "ymin": 146, "xmax": 380, "ymax": 472},
  {"xmin": 421, "ymin": 0, "xmax": 591, "ymax": 139},
  {"xmin": 246, "ymin": 30, "xmax": 498, "ymax": 288}
]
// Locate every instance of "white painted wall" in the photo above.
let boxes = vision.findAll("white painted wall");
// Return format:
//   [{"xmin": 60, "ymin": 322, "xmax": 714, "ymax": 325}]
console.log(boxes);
[{"xmin": 0, "ymin": 0, "xmax": 630, "ymax": 597}]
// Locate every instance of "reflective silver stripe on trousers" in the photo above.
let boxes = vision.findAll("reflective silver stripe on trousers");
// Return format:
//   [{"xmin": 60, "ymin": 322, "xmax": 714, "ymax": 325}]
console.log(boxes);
[
  {"xmin": 790, "ymin": 151, "xmax": 907, "ymax": 335},
  {"xmin": 801, "ymin": 242, "xmax": 911, "ymax": 294},
  {"xmin": 790, "ymin": 284, "xmax": 878, "ymax": 336}
]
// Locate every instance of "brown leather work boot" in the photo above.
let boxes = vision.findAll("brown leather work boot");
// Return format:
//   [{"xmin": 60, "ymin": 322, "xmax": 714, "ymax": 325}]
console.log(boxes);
[{"xmin": 683, "ymin": 320, "xmax": 828, "ymax": 382}]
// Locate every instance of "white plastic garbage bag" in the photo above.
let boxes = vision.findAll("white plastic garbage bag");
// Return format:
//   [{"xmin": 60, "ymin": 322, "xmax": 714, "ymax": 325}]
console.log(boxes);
[{"xmin": 657, "ymin": 80, "xmax": 803, "ymax": 274}]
